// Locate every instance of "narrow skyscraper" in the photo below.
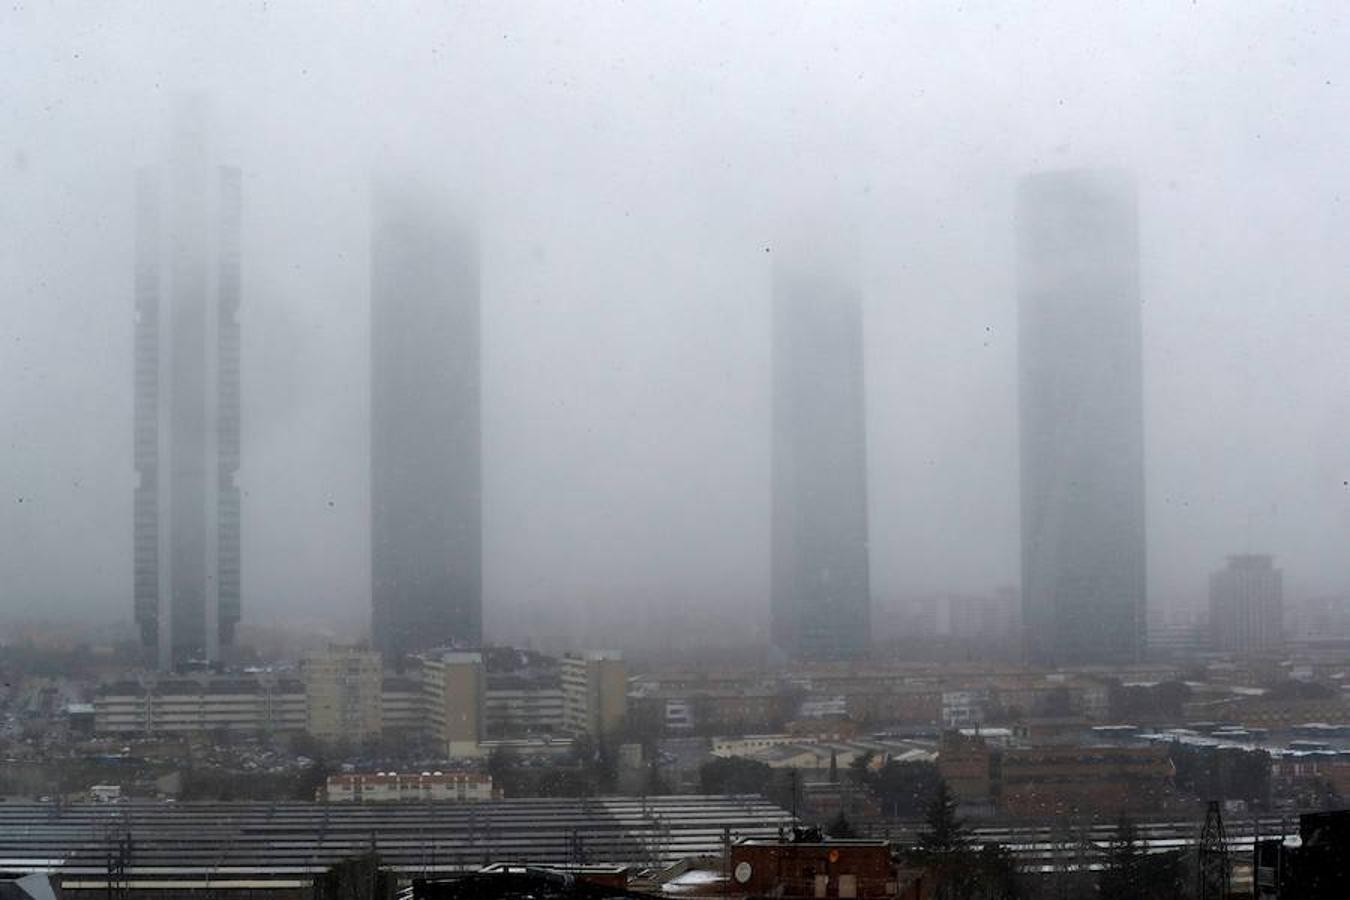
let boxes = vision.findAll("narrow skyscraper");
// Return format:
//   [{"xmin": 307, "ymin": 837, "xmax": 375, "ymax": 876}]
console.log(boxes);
[
  {"xmin": 370, "ymin": 182, "xmax": 481, "ymax": 660},
  {"xmin": 1018, "ymin": 169, "xmax": 1146, "ymax": 666},
  {"xmin": 133, "ymin": 100, "xmax": 242, "ymax": 670},
  {"xmin": 770, "ymin": 261, "xmax": 871, "ymax": 660}
]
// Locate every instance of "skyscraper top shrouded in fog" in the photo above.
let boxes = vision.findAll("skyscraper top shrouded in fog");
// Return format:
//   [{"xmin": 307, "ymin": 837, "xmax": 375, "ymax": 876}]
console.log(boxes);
[
  {"xmin": 770, "ymin": 260, "xmax": 871, "ymax": 661},
  {"xmin": 133, "ymin": 100, "xmax": 242, "ymax": 670},
  {"xmin": 370, "ymin": 182, "xmax": 482, "ymax": 661},
  {"xmin": 1018, "ymin": 169, "xmax": 1146, "ymax": 666}
]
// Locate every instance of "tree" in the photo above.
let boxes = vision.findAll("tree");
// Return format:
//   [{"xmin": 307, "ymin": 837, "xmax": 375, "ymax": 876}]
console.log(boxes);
[
  {"xmin": 1098, "ymin": 815, "xmax": 1142, "ymax": 900},
  {"xmin": 644, "ymin": 758, "xmax": 670, "ymax": 795},
  {"xmin": 868, "ymin": 760, "xmax": 944, "ymax": 819},
  {"xmin": 825, "ymin": 810, "xmax": 856, "ymax": 838},
  {"xmin": 972, "ymin": 844, "xmax": 1022, "ymax": 900},
  {"xmin": 699, "ymin": 756, "xmax": 775, "ymax": 796},
  {"xmin": 296, "ymin": 759, "xmax": 332, "ymax": 801},
  {"xmin": 1169, "ymin": 742, "xmax": 1271, "ymax": 806},
  {"xmin": 909, "ymin": 781, "xmax": 971, "ymax": 900},
  {"xmin": 917, "ymin": 781, "xmax": 969, "ymax": 855},
  {"xmin": 848, "ymin": 750, "xmax": 875, "ymax": 784},
  {"xmin": 486, "ymin": 745, "xmax": 519, "ymax": 796},
  {"xmin": 535, "ymin": 767, "xmax": 592, "ymax": 798}
]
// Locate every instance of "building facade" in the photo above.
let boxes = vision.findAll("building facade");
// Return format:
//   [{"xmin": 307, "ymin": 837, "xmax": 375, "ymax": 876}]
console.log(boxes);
[
  {"xmin": 133, "ymin": 100, "xmax": 242, "ymax": 670},
  {"xmin": 301, "ymin": 645, "xmax": 384, "ymax": 743},
  {"xmin": 1018, "ymin": 169, "xmax": 1146, "ymax": 666},
  {"xmin": 1209, "ymin": 554, "xmax": 1284, "ymax": 654},
  {"xmin": 323, "ymin": 771, "xmax": 494, "ymax": 803},
  {"xmin": 561, "ymin": 651, "xmax": 628, "ymax": 737},
  {"xmin": 94, "ymin": 674, "xmax": 304, "ymax": 735},
  {"xmin": 770, "ymin": 261, "xmax": 871, "ymax": 661},
  {"xmin": 370, "ymin": 182, "xmax": 481, "ymax": 660},
  {"xmin": 422, "ymin": 650, "xmax": 485, "ymax": 757}
]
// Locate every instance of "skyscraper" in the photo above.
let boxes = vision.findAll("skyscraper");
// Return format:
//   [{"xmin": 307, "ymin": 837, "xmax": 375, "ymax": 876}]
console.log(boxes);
[
  {"xmin": 770, "ymin": 261, "xmax": 871, "ymax": 660},
  {"xmin": 370, "ymin": 182, "xmax": 481, "ymax": 660},
  {"xmin": 1209, "ymin": 554, "xmax": 1284, "ymax": 654},
  {"xmin": 1018, "ymin": 169, "xmax": 1146, "ymax": 666},
  {"xmin": 133, "ymin": 100, "xmax": 242, "ymax": 670}
]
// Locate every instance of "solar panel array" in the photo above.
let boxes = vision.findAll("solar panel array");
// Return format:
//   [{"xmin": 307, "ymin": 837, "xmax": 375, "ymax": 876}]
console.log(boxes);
[{"xmin": 0, "ymin": 796, "xmax": 794, "ymax": 877}]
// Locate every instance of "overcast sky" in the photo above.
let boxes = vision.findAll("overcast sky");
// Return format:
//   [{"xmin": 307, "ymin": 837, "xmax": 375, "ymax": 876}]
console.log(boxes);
[{"xmin": 2, "ymin": 2, "xmax": 1348, "ymax": 646}]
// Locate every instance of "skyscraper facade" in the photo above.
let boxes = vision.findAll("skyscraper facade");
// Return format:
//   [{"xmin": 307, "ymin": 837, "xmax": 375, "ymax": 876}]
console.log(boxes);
[
  {"xmin": 370, "ymin": 183, "xmax": 481, "ymax": 660},
  {"xmin": 1209, "ymin": 554, "xmax": 1284, "ymax": 654},
  {"xmin": 1018, "ymin": 169, "xmax": 1146, "ymax": 666},
  {"xmin": 770, "ymin": 262, "xmax": 871, "ymax": 660},
  {"xmin": 133, "ymin": 101, "xmax": 242, "ymax": 670}
]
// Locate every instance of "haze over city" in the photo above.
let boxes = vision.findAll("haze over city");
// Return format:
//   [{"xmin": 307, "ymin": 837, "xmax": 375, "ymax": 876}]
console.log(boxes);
[{"xmin": 3, "ymin": 1, "xmax": 1349, "ymax": 651}]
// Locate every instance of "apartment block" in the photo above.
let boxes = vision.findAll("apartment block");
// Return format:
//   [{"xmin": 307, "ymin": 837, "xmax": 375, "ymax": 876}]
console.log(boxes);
[
  {"xmin": 301, "ymin": 645, "xmax": 383, "ymax": 743},
  {"xmin": 561, "ymin": 651, "xmax": 627, "ymax": 738},
  {"xmin": 422, "ymin": 650, "xmax": 485, "ymax": 756},
  {"xmin": 94, "ymin": 674, "xmax": 305, "ymax": 735}
]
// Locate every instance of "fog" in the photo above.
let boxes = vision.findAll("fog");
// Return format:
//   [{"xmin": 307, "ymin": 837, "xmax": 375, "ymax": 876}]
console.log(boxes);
[{"xmin": 2, "ymin": 2, "xmax": 1348, "ymax": 649}]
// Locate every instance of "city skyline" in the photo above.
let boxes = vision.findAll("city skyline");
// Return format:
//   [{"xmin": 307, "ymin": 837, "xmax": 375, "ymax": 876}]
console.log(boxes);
[{"xmin": 5, "ymin": 4, "xmax": 1349, "ymax": 648}]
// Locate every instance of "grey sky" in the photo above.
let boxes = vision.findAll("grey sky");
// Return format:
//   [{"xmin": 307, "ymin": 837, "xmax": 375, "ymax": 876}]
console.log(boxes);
[{"xmin": 2, "ymin": 2, "xmax": 1348, "ymax": 646}]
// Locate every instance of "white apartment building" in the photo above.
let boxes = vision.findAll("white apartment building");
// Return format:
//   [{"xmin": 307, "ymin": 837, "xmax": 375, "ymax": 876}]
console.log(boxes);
[
  {"xmin": 324, "ymin": 771, "xmax": 494, "ymax": 803},
  {"xmin": 94, "ymin": 675, "xmax": 306, "ymax": 735}
]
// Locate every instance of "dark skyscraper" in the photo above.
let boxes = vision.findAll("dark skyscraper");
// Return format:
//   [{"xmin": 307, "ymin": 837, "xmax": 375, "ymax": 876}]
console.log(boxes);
[
  {"xmin": 770, "ymin": 261, "xmax": 871, "ymax": 660},
  {"xmin": 370, "ymin": 183, "xmax": 481, "ymax": 660},
  {"xmin": 1018, "ymin": 169, "xmax": 1146, "ymax": 666},
  {"xmin": 133, "ymin": 101, "xmax": 242, "ymax": 670}
]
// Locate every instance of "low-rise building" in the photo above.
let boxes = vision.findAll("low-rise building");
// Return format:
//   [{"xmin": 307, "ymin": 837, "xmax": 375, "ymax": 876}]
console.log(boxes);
[
  {"xmin": 940, "ymin": 731, "xmax": 1176, "ymax": 817},
  {"xmin": 323, "ymin": 771, "xmax": 494, "ymax": 803},
  {"xmin": 730, "ymin": 835, "xmax": 901, "ymax": 899},
  {"xmin": 93, "ymin": 674, "xmax": 305, "ymax": 735}
]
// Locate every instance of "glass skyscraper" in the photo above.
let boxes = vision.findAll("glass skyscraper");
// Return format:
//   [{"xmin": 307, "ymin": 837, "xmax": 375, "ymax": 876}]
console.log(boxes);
[
  {"xmin": 370, "ymin": 182, "xmax": 482, "ymax": 660},
  {"xmin": 770, "ymin": 261, "xmax": 871, "ymax": 661},
  {"xmin": 133, "ymin": 100, "xmax": 242, "ymax": 670},
  {"xmin": 1018, "ymin": 169, "xmax": 1146, "ymax": 666}
]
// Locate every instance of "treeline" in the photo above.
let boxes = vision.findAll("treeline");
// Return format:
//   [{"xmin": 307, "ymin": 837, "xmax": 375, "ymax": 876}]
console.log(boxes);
[
  {"xmin": 1169, "ymin": 741, "xmax": 1271, "ymax": 805},
  {"xmin": 179, "ymin": 762, "xmax": 330, "ymax": 801},
  {"xmin": 697, "ymin": 753, "xmax": 944, "ymax": 818}
]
